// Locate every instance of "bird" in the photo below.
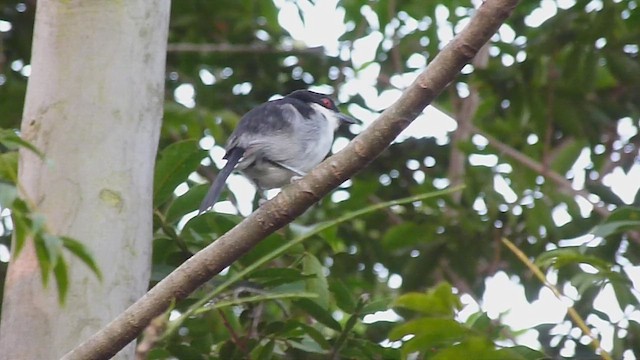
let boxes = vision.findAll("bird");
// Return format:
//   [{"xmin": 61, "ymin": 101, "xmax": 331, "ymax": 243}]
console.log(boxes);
[{"xmin": 198, "ymin": 89, "xmax": 356, "ymax": 214}]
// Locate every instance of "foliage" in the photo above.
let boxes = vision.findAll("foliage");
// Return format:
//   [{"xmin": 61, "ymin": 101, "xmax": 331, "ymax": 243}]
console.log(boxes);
[
  {"xmin": 390, "ymin": 283, "xmax": 544, "ymax": 359},
  {"xmin": 0, "ymin": 129, "xmax": 101, "ymax": 303},
  {"xmin": 2, "ymin": 0, "xmax": 640, "ymax": 358}
]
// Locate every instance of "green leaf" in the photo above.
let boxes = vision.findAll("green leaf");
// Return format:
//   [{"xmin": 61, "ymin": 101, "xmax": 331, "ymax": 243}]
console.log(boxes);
[
  {"xmin": 181, "ymin": 211, "xmax": 241, "ymax": 244},
  {"xmin": 383, "ymin": 223, "xmax": 429, "ymax": 250},
  {"xmin": 153, "ymin": 140, "xmax": 206, "ymax": 206},
  {"xmin": 61, "ymin": 236, "xmax": 102, "ymax": 280},
  {"xmin": 431, "ymin": 336, "xmax": 506, "ymax": 360},
  {"xmin": 251, "ymin": 339, "xmax": 275, "ymax": 360},
  {"xmin": 467, "ymin": 312, "xmax": 493, "ymax": 332},
  {"xmin": 534, "ymin": 247, "xmax": 611, "ymax": 271},
  {"xmin": 495, "ymin": 346, "xmax": 547, "ymax": 360},
  {"xmin": 53, "ymin": 256, "xmax": 69, "ymax": 304},
  {"xmin": 611, "ymin": 280, "xmax": 640, "ymax": 308},
  {"xmin": 289, "ymin": 336, "xmax": 328, "ymax": 354},
  {"xmin": 294, "ymin": 298, "xmax": 342, "ymax": 332},
  {"xmin": 34, "ymin": 234, "xmax": 51, "ymax": 286},
  {"xmin": 10, "ymin": 206, "xmax": 29, "ymax": 256},
  {"xmin": 392, "ymin": 283, "xmax": 460, "ymax": 316},
  {"xmin": 0, "ymin": 151, "xmax": 18, "ymax": 181},
  {"xmin": 570, "ymin": 272, "xmax": 606, "ymax": 294},
  {"xmin": 605, "ymin": 207, "xmax": 640, "ymax": 221},
  {"xmin": 606, "ymin": 52, "xmax": 640, "ymax": 83},
  {"xmin": 250, "ymin": 267, "xmax": 312, "ymax": 288},
  {"xmin": 550, "ymin": 140, "xmax": 586, "ymax": 175},
  {"xmin": 0, "ymin": 128, "xmax": 44, "ymax": 158},
  {"xmin": 0, "ymin": 182, "xmax": 17, "ymax": 207},
  {"xmin": 556, "ymin": 215, "xmax": 599, "ymax": 239},
  {"xmin": 164, "ymin": 183, "xmax": 209, "ymax": 223},
  {"xmin": 167, "ymin": 343, "xmax": 208, "ymax": 359},
  {"xmin": 341, "ymin": 338, "xmax": 400, "ymax": 359},
  {"xmin": 297, "ymin": 322, "xmax": 331, "ymax": 349},
  {"xmin": 590, "ymin": 207, "xmax": 640, "ymax": 237},
  {"xmin": 389, "ymin": 318, "xmax": 468, "ymax": 344},
  {"xmin": 42, "ymin": 234, "xmax": 63, "ymax": 267},
  {"xmin": 591, "ymin": 220, "xmax": 640, "ymax": 238},
  {"xmin": 318, "ymin": 225, "xmax": 344, "ymax": 253},
  {"xmin": 361, "ymin": 298, "xmax": 392, "ymax": 315},
  {"xmin": 238, "ymin": 231, "xmax": 291, "ymax": 267},
  {"xmin": 146, "ymin": 348, "xmax": 173, "ymax": 360},
  {"xmin": 585, "ymin": 182, "xmax": 624, "ymax": 206},
  {"xmin": 31, "ymin": 213, "xmax": 47, "ymax": 233},
  {"xmin": 303, "ymin": 252, "xmax": 330, "ymax": 309},
  {"xmin": 329, "ymin": 279, "xmax": 357, "ymax": 313}
]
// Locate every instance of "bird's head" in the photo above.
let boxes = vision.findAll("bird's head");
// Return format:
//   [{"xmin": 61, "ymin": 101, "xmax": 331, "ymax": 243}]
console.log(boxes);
[{"xmin": 286, "ymin": 90, "xmax": 358, "ymax": 128}]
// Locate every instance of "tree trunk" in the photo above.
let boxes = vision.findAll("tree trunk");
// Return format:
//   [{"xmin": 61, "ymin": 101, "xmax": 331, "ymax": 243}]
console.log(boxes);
[{"xmin": 0, "ymin": 1, "xmax": 170, "ymax": 359}]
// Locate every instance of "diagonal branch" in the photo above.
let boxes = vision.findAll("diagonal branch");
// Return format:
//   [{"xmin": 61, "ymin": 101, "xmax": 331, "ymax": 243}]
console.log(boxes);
[
  {"xmin": 475, "ymin": 126, "xmax": 640, "ymax": 246},
  {"xmin": 472, "ymin": 125, "xmax": 610, "ymax": 217},
  {"xmin": 62, "ymin": 1, "xmax": 519, "ymax": 358}
]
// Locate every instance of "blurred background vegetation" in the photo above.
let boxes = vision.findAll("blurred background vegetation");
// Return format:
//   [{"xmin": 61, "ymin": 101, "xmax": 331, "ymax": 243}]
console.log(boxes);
[{"xmin": 1, "ymin": 0, "xmax": 640, "ymax": 358}]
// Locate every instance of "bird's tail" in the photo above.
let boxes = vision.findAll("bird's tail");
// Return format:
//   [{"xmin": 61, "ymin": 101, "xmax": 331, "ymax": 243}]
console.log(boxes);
[{"xmin": 198, "ymin": 147, "xmax": 244, "ymax": 214}]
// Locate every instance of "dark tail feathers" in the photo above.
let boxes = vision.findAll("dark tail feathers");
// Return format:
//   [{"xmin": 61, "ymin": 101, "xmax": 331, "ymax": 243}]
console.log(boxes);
[{"xmin": 198, "ymin": 147, "xmax": 244, "ymax": 214}]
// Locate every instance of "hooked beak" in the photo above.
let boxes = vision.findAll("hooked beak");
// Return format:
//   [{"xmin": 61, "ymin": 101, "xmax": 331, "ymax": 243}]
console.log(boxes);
[{"xmin": 337, "ymin": 112, "xmax": 359, "ymax": 124}]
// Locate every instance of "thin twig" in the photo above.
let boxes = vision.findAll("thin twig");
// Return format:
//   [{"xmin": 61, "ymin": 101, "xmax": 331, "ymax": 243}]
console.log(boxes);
[
  {"xmin": 448, "ymin": 43, "xmax": 489, "ymax": 203},
  {"xmin": 216, "ymin": 308, "xmax": 247, "ymax": 354},
  {"xmin": 542, "ymin": 56, "xmax": 558, "ymax": 172},
  {"xmin": 473, "ymin": 125, "xmax": 610, "ymax": 217},
  {"xmin": 501, "ymin": 238, "xmax": 612, "ymax": 360},
  {"xmin": 167, "ymin": 43, "xmax": 325, "ymax": 56},
  {"xmin": 135, "ymin": 313, "xmax": 168, "ymax": 360}
]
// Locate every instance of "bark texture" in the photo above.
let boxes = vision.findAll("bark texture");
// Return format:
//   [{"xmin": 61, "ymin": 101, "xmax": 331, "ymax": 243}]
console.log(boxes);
[{"xmin": 0, "ymin": 1, "xmax": 170, "ymax": 359}]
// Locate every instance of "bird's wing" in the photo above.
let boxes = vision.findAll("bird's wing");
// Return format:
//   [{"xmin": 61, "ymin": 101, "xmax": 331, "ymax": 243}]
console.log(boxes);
[{"xmin": 228, "ymin": 103, "xmax": 303, "ymax": 164}]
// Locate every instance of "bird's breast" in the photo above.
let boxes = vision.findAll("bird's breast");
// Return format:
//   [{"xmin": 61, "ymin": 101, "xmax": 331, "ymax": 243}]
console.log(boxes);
[{"xmin": 239, "ymin": 161, "xmax": 296, "ymax": 189}]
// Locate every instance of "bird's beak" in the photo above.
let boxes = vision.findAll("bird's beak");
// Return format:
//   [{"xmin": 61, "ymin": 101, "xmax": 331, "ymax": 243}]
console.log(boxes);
[{"xmin": 337, "ymin": 112, "xmax": 359, "ymax": 124}]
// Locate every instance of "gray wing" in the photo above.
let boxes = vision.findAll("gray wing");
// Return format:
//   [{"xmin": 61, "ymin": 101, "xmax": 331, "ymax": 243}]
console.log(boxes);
[{"xmin": 227, "ymin": 102, "xmax": 304, "ymax": 164}]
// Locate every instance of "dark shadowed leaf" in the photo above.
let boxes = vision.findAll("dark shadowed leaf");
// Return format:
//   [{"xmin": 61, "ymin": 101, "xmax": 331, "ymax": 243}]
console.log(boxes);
[
  {"xmin": 34, "ymin": 234, "xmax": 51, "ymax": 286},
  {"xmin": 251, "ymin": 339, "xmax": 275, "ymax": 360},
  {"xmin": 153, "ymin": 140, "xmax": 206, "ymax": 206},
  {"xmin": 294, "ymin": 298, "xmax": 342, "ymax": 332},
  {"xmin": 329, "ymin": 279, "xmax": 357, "ymax": 313},
  {"xmin": 53, "ymin": 257, "xmax": 69, "ymax": 304},
  {"xmin": 495, "ymin": 345, "xmax": 547, "ymax": 360},
  {"xmin": 164, "ymin": 184, "xmax": 209, "ymax": 223}
]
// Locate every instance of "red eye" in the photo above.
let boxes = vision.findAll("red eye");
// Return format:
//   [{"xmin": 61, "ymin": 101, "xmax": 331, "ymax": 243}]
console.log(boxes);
[{"xmin": 321, "ymin": 98, "xmax": 333, "ymax": 108}]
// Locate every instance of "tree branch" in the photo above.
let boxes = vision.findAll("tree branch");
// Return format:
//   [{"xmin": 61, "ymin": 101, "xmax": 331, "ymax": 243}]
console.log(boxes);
[
  {"xmin": 62, "ymin": 1, "xmax": 518, "ymax": 358},
  {"xmin": 472, "ymin": 125, "xmax": 610, "ymax": 217},
  {"xmin": 167, "ymin": 43, "xmax": 325, "ymax": 56},
  {"xmin": 448, "ymin": 43, "xmax": 490, "ymax": 203}
]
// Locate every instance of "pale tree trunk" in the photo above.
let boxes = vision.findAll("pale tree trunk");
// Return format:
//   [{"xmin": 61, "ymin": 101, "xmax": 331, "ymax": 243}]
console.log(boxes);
[{"xmin": 0, "ymin": 1, "xmax": 170, "ymax": 359}]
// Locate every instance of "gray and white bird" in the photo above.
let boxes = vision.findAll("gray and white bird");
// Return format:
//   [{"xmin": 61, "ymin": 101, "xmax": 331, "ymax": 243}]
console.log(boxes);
[{"xmin": 198, "ymin": 90, "xmax": 356, "ymax": 213}]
